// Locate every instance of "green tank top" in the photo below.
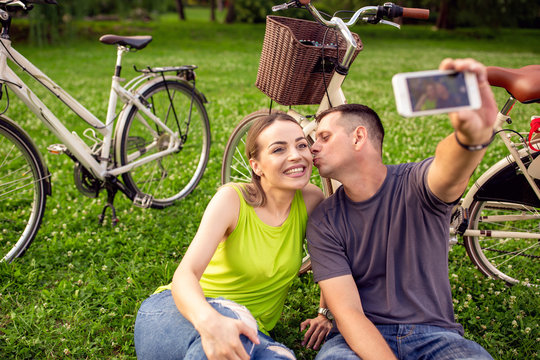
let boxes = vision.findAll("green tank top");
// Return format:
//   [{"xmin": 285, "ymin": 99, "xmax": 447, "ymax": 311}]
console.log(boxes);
[{"xmin": 199, "ymin": 185, "xmax": 307, "ymax": 334}]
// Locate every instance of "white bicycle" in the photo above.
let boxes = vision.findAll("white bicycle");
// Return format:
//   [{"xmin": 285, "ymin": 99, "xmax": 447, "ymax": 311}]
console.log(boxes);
[
  {"xmin": 0, "ymin": 0, "xmax": 211, "ymax": 262},
  {"xmin": 221, "ymin": 0, "xmax": 540, "ymax": 286},
  {"xmin": 220, "ymin": 0, "xmax": 429, "ymax": 274}
]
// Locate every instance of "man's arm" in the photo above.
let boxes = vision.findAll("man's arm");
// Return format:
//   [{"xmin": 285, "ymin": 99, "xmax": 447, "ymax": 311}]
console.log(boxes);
[
  {"xmin": 319, "ymin": 275, "xmax": 397, "ymax": 360},
  {"xmin": 428, "ymin": 58, "xmax": 499, "ymax": 203}
]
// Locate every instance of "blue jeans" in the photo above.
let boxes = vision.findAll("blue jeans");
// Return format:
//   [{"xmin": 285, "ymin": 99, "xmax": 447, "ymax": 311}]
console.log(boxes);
[
  {"xmin": 315, "ymin": 324, "xmax": 493, "ymax": 360},
  {"xmin": 134, "ymin": 290, "xmax": 295, "ymax": 359}
]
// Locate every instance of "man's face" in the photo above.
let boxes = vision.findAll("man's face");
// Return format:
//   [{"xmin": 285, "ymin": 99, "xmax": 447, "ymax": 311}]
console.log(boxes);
[{"xmin": 311, "ymin": 112, "xmax": 355, "ymax": 179}]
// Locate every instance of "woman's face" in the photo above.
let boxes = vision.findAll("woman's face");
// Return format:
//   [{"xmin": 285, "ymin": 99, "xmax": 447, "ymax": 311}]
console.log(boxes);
[
  {"xmin": 250, "ymin": 120, "xmax": 312, "ymax": 191},
  {"xmin": 426, "ymin": 83, "xmax": 437, "ymax": 99}
]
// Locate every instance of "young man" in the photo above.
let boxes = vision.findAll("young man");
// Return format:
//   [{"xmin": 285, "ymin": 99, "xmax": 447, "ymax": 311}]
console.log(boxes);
[{"xmin": 306, "ymin": 58, "xmax": 496, "ymax": 360}]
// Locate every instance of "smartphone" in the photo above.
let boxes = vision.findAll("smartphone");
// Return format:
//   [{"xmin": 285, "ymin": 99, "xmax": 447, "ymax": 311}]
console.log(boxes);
[{"xmin": 392, "ymin": 70, "xmax": 481, "ymax": 117}]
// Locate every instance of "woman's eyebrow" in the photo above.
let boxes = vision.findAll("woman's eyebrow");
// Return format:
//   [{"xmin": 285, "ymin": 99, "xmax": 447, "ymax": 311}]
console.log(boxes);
[
  {"xmin": 268, "ymin": 140, "xmax": 286, "ymax": 148},
  {"xmin": 268, "ymin": 137, "xmax": 307, "ymax": 148}
]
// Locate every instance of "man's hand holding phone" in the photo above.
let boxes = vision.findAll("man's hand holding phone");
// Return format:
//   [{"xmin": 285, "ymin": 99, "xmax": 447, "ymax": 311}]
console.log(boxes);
[
  {"xmin": 438, "ymin": 58, "xmax": 498, "ymax": 148},
  {"xmin": 392, "ymin": 68, "xmax": 482, "ymax": 118},
  {"xmin": 392, "ymin": 58, "xmax": 499, "ymax": 151}
]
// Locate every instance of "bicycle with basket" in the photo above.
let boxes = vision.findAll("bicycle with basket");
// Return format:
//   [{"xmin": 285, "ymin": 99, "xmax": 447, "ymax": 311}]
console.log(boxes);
[
  {"xmin": 221, "ymin": 0, "xmax": 540, "ymax": 287},
  {"xmin": 220, "ymin": 0, "xmax": 429, "ymax": 274}
]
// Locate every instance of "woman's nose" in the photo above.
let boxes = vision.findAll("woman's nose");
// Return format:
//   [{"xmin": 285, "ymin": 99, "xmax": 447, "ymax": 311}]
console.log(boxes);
[{"xmin": 288, "ymin": 148, "xmax": 302, "ymax": 160}]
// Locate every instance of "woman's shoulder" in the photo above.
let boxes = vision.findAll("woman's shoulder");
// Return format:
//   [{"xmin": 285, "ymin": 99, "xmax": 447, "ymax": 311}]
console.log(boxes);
[
  {"xmin": 204, "ymin": 184, "xmax": 243, "ymax": 234},
  {"xmin": 215, "ymin": 183, "xmax": 243, "ymax": 202},
  {"xmin": 208, "ymin": 184, "xmax": 243, "ymax": 213},
  {"xmin": 301, "ymin": 183, "xmax": 325, "ymax": 216}
]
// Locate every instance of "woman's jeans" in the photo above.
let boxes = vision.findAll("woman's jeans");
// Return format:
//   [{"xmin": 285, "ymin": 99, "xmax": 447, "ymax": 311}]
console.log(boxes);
[
  {"xmin": 134, "ymin": 290, "xmax": 295, "ymax": 359},
  {"xmin": 315, "ymin": 324, "xmax": 493, "ymax": 360}
]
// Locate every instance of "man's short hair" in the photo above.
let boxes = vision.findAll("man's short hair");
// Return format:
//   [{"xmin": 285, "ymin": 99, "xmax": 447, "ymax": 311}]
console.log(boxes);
[{"xmin": 316, "ymin": 104, "xmax": 385, "ymax": 152}]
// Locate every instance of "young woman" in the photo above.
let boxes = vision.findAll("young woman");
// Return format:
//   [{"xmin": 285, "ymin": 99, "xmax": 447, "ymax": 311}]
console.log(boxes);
[{"xmin": 134, "ymin": 113, "xmax": 331, "ymax": 360}]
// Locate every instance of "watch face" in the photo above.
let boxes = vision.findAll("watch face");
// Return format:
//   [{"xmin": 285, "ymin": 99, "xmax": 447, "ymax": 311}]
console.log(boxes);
[
  {"xmin": 319, "ymin": 308, "xmax": 334, "ymax": 320},
  {"xmin": 326, "ymin": 310, "xmax": 334, "ymax": 321}
]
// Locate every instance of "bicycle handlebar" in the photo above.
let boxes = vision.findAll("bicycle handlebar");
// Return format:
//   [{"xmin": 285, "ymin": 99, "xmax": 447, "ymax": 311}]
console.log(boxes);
[
  {"xmin": 273, "ymin": 1, "xmax": 429, "ymax": 71},
  {"xmin": 402, "ymin": 7, "xmax": 430, "ymax": 19},
  {"xmin": 0, "ymin": 0, "xmax": 56, "ymax": 11}
]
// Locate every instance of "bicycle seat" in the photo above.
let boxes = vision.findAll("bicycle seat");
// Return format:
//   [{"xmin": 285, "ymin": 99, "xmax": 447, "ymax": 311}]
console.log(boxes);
[
  {"xmin": 99, "ymin": 35, "xmax": 153, "ymax": 50},
  {"xmin": 487, "ymin": 65, "xmax": 540, "ymax": 104}
]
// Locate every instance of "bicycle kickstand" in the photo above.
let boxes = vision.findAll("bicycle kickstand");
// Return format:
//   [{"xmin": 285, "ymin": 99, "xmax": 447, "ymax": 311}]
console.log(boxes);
[{"xmin": 99, "ymin": 182, "xmax": 119, "ymax": 226}]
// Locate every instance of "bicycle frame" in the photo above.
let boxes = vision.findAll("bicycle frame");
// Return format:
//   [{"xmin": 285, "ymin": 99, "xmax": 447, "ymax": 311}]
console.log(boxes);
[
  {"xmin": 451, "ymin": 97, "xmax": 540, "ymax": 241},
  {"xmin": 0, "ymin": 38, "xmax": 181, "ymax": 181}
]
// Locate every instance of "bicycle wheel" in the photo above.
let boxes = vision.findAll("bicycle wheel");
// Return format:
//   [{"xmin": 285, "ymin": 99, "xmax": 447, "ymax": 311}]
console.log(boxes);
[
  {"xmin": 465, "ymin": 200, "xmax": 540, "ymax": 287},
  {"xmin": 221, "ymin": 109, "xmax": 278, "ymax": 184},
  {"xmin": 464, "ymin": 153, "xmax": 540, "ymax": 287},
  {"xmin": 0, "ymin": 116, "xmax": 49, "ymax": 262},
  {"xmin": 118, "ymin": 80, "xmax": 210, "ymax": 209}
]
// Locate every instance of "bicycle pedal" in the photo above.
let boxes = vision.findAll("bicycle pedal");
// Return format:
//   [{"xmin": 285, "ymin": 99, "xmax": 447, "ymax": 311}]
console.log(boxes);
[
  {"xmin": 47, "ymin": 144, "xmax": 67, "ymax": 154},
  {"xmin": 133, "ymin": 193, "xmax": 153, "ymax": 208}
]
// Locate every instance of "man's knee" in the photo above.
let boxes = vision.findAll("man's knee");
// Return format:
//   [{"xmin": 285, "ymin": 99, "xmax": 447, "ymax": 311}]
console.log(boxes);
[{"xmin": 315, "ymin": 335, "xmax": 361, "ymax": 360}]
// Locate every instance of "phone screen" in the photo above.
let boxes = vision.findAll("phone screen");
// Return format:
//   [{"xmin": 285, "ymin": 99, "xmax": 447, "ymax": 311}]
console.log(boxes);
[{"xmin": 406, "ymin": 72, "xmax": 470, "ymax": 112}]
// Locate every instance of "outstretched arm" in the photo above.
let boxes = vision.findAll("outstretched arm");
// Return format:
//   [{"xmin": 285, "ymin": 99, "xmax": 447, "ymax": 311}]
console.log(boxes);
[
  {"xmin": 319, "ymin": 275, "xmax": 397, "ymax": 360},
  {"xmin": 427, "ymin": 58, "xmax": 498, "ymax": 203}
]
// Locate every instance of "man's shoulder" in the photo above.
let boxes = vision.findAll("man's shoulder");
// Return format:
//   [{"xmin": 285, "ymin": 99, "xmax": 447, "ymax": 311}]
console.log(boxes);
[
  {"xmin": 390, "ymin": 158, "xmax": 434, "ymax": 178},
  {"xmin": 307, "ymin": 188, "xmax": 340, "ymax": 227}
]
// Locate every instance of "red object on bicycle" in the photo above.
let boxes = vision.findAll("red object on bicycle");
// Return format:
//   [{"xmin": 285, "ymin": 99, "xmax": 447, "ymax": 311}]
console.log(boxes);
[{"xmin": 529, "ymin": 117, "xmax": 540, "ymax": 151}]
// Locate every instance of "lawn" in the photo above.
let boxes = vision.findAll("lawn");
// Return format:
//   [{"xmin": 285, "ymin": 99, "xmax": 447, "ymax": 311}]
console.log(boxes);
[{"xmin": 1, "ymin": 6, "xmax": 539, "ymax": 359}]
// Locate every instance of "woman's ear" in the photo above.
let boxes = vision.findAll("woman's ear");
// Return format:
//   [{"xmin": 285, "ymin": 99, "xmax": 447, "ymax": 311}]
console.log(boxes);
[{"xmin": 249, "ymin": 158, "xmax": 262, "ymax": 177}]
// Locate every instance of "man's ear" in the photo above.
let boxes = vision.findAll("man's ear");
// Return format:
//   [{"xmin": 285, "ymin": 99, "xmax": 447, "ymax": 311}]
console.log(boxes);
[{"xmin": 353, "ymin": 126, "xmax": 368, "ymax": 148}]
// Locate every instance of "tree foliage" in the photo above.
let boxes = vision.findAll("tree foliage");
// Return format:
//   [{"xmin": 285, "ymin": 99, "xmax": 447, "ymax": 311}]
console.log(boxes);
[
  {"xmin": 20, "ymin": 0, "xmax": 540, "ymax": 44},
  {"xmin": 224, "ymin": 0, "xmax": 539, "ymax": 28}
]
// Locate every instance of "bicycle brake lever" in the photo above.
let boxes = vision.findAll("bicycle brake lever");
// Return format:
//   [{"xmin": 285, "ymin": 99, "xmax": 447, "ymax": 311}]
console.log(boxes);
[
  {"xmin": 379, "ymin": 19, "xmax": 401, "ymax": 29},
  {"xmin": 272, "ymin": 1, "xmax": 298, "ymax": 12},
  {"xmin": 5, "ymin": 1, "xmax": 26, "ymax": 9}
]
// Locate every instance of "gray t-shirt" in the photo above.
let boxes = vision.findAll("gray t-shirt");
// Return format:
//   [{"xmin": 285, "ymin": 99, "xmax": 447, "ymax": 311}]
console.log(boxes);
[{"xmin": 307, "ymin": 158, "xmax": 463, "ymax": 335}]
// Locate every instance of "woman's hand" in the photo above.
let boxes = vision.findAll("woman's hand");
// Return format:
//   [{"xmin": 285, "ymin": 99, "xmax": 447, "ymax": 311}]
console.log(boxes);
[
  {"xmin": 198, "ymin": 314, "xmax": 259, "ymax": 360},
  {"xmin": 300, "ymin": 314, "xmax": 333, "ymax": 350}
]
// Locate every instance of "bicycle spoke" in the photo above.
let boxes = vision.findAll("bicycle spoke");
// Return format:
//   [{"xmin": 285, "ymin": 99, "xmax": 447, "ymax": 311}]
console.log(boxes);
[
  {"xmin": 119, "ymin": 80, "xmax": 209, "ymax": 207},
  {"xmin": 466, "ymin": 198, "xmax": 540, "ymax": 286},
  {"xmin": 135, "ymin": 112, "xmax": 159, "ymax": 137}
]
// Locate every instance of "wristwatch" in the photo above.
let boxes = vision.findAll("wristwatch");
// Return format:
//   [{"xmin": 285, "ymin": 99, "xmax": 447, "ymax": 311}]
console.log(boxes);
[{"xmin": 318, "ymin": 307, "xmax": 334, "ymax": 321}]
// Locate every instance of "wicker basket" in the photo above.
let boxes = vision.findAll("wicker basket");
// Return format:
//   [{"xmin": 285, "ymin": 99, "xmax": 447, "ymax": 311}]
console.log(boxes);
[{"xmin": 255, "ymin": 16, "xmax": 363, "ymax": 106}]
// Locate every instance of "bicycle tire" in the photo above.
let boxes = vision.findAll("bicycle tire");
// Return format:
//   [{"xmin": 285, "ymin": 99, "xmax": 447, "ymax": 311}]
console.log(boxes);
[
  {"xmin": 118, "ymin": 80, "xmax": 210, "ymax": 209},
  {"xmin": 0, "ymin": 116, "xmax": 49, "ymax": 262},
  {"xmin": 464, "ymin": 152, "xmax": 540, "ymax": 287},
  {"xmin": 221, "ymin": 109, "xmax": 280, "ymax": 185},
  {"xmin": 221, "ymin": 109, "xmax": 331, "ymax": 275}
]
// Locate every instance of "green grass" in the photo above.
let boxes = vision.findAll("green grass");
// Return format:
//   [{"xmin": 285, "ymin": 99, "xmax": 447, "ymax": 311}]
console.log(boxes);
[{"xmin": 1, "ymin": 6, "xmax": 540, "ymax": 359}]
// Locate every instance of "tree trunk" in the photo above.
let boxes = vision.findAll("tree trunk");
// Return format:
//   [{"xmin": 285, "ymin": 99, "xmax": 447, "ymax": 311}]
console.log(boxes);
[
  {"xmin": 436, "ymin": 0, "xmax": 456, "ymax": 29},
  {"xmin": 175, "ymin": 0, "xmax": 186, "ymax": 21},
  {"xmin": 210, "ymin": 0, "xmax": 216, "ymax": 22},
  {"xmin": 225, "ymin": 0, "xmax": 236, "ymax": 24}
]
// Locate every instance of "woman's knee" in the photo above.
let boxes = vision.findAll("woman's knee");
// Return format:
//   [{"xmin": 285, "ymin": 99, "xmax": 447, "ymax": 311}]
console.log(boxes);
[
  {"xmin": 134, "ymin": 290, "xmax": 199, "ymax": 359},
  {"xmin": 207, "ymin": 298, "xmax": 258, "ymax": 333}
]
